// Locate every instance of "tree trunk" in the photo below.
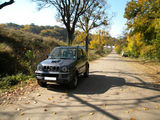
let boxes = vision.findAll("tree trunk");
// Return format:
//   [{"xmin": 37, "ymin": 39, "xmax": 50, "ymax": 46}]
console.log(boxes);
[
  {"xmin": 67, "ymin": 31, "xmax": 73, "ymax": 46},
  {"xmin": 85, "ymin": 31, "xmax": 89, "ymax": 54}
]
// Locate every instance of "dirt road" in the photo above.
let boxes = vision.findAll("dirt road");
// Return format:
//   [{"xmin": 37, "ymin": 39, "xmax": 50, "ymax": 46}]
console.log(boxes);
[{"xmin": 0, "ymin": 51, "xmax": 160, "ymax": 120}]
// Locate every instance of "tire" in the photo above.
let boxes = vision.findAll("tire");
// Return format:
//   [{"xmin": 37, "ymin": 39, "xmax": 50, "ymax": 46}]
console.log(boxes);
[
  {"xmin": 84, "ymin": 64, "xmax": 89, "ymax": 78},
  {"xmin": 68, "ymin": 74, "xmax": 78, "ymax": 89},
  {"xmin": 37, "ymin": 80, "xmax": 47, "ymax": 87}
]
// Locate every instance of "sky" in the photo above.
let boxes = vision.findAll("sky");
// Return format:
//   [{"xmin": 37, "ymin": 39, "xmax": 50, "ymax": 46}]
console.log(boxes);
[{"xmin": 0, "ymin": 0, "xmax": 129, "ymax": 38}]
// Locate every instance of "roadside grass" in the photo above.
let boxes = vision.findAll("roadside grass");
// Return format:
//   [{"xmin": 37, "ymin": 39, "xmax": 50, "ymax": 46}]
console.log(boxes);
[
  {"xmin": 0, "ymin": 74, "xmax": 36, "ymax": 92},
  {"xmin": 121, "ymin": 56, "xmax": 160, "ymax": 83}
]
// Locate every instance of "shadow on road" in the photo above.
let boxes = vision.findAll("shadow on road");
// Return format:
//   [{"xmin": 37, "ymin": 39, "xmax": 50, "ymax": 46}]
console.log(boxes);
[
  {"xmin": 47, "ymin": 75, "xmax": 126, "ymax": 94},
  {"xmin": 46, "ymin": 74, "xmax": 125, "ymax": 120},
  {"xmin": 90, "ymin": 71, "xmax": 160, "ymax": 92}
]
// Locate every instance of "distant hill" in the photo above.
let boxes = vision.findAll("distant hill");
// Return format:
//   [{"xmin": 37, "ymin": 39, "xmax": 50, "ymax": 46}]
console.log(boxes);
[
  {"xmin": 0, "ymin": 25, "xmax": 64, "ymax": 75},
  {"xmin": 4, "ymin": 23, "xmax": 68, "ymax": 42}
]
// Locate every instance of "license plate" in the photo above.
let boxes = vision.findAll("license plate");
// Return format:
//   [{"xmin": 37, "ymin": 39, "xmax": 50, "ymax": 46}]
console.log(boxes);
[{"xmin": 44, "ymin": 77, "xmax": 57, "ymax": 81}]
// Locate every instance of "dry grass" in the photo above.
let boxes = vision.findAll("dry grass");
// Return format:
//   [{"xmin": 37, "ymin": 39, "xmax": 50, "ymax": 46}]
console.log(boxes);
[{"xmin": 122, "ymin": 57, "xmax": 160, "ymax": 83}]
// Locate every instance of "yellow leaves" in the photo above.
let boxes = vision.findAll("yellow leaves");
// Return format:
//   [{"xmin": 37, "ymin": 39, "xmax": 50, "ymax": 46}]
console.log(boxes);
[
  {"xmin": 20, "ymin": 112, "xmax": 25, "ymax": 116},
  {"xmin": 53, "ymin": 112, "xmax": 57, "ymax": 115},
  {"xmin": 130, "ymin": 109, "xmax": 135, "ymax": 112},
  {"xmin": 143, "ymin": 107, "xmax": 149, "ymax": 111},
  {"xmin": 89, "ymin": 30, "xmax": 108, "ymax": 50},
  {"xmin": 154, "ymin": 105, "xmax": 159, "ymax": 110},
  {"xmin": 89, "ymin": 112, "xmax": 94, "ymax": 115},
  {"xmin": 74, "ymin": 31, "xmax": 87, "ymax": 44},
  {"xmin": 48, "ymin": 98, "xmax": 51, "ymax": 101}
]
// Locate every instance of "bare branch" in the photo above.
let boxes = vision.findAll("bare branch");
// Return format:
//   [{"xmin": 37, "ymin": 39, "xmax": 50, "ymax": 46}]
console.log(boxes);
[{"xmin": 0, "ymin": 0, "xmax": 14, "ymax": 9}]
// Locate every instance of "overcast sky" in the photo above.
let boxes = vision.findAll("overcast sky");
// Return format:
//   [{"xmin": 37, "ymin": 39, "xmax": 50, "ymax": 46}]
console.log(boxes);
[{"xmin": 0, "ymin": 0, "xmax": 129, "ymax": 38}]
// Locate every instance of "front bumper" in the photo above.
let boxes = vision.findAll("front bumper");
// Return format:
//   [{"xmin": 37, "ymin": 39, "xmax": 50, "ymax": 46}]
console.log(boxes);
[{"xmin": 35, "ymin": 70, "xmax": 72, "ymax": 84}]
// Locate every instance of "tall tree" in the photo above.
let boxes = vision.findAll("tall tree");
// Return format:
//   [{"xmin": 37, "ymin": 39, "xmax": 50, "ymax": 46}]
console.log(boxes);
[
  {"xmin": 124, "ymin": 0, "xmax": 160, "ymax": 60},
  {"xmin": 0, "ymin": 0, "xmax": 14, "ymax": 9},
  {"xmin": 77, "ymin": 0, "xmax": 108, "ymax": 53},
  {"xmin": 33, "ymin": 0, "xmax": 96, "ymax": 46}
]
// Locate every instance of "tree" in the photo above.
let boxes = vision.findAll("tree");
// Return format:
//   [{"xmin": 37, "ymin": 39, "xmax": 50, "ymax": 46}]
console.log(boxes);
[
  {"xmin": 124, "ymin": 0, "xmax": 160, "ymax": 60},
  {"xmin": 77, "ymin": 0, "xmax": 108, "ymax": 53},
  {"xmin": 33, "ymin": 0, "xmax": 96, "ymax": 46},
  {"xmin": 89, "ymin": 30, "xmax": 108, "ymax": 50},
  {"xmin": 0, "ymin": 0, "xmax": 14, "ymax": 9}
]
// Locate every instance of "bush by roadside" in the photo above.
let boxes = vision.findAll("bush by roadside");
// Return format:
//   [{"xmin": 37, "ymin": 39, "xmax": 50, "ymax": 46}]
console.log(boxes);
[{"xmin": 88, "ymin": 48, "xmax": 112, "ymax": 61}]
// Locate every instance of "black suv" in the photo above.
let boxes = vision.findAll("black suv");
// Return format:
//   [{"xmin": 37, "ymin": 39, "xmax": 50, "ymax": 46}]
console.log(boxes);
[{"xmin": 35, "ymin": 46, "xmax": 89, "ymax": 88}]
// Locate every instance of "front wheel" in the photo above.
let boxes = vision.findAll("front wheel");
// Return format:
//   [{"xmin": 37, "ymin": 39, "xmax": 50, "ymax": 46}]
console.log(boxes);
[
  {"xmin": 68, "ymin": 74, "xmax": 78, "ymax": 89},
  {"xmin": 84, "ymin": 64, "xmax": 89, "ymax": 78},
  {"xmin": 37, "ymin": 80, "xmax": 47, "ymax": 87}
]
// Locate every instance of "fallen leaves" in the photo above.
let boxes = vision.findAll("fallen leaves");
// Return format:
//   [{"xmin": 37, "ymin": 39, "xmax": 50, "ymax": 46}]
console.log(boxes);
[
  {"xmin": 53, "ymin": 112, "xmax": 56, "ymax": 115},
  {"xmin": 20, "ymin": 112, "xmax": 25, "ymax": 116},
  {"xmin": 89, "ymin": 112, "xmax": 94, "ymax": 115},
  {"xmin": 48, "ymin": 98, "xmax": 51, "ymax": 101},
  {"xmin": 52, "ymin": 101, "xmax": 55, "ymax": 104},
  {"xmin": 16, "ymin": 108, "xmax": 22, "ymax": 111},
  {"xmin": 143, "ymin": 107, "xmax": 149, "ymax": 111},
  {"xmin": 36, "ymin": 93, "xmax": 41, "ymax": 97},
  {"xmin": 68, "ymin": 116, "xmax": 72, "ymax": 119},
  {"xmin": 43, "ymin": 108, "xmax": 48, "ymax": 111},
  {"xmin": 33, "ymin": 101, "xmax": 37, "ymax": 104},
  {"xmin": 103, "ymin": 104, "xmax": 107, "ymax": 107},
  {"xmin": 130, "ymin": 109, "xmax": 135, "ymax": 112},
  {"xmin": 155, "ymin": 105, "xmax": 159, "ymax": 110},
  {"xmin": 130, "ymin": 118, "xmax": 136, "ymax": 120},
  {"xmin": 24, "ymin": 101, "xmax": 30, "ymax": 104}
]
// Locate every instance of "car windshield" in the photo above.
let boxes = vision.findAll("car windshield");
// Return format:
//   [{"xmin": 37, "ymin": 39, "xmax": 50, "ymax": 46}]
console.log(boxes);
[{"xmin": 48, "ymin": 48, "xmax": 77, "ymax": 59}]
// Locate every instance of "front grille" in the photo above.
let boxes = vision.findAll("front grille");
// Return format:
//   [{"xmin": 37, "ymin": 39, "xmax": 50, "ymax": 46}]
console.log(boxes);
[
  {"xmin": 43, "ymin": 66, "xmax": 60, "ymax": 72},
  {"xmin": 62, "ymin": 74, "xmax": 68, "ymax": 78}
]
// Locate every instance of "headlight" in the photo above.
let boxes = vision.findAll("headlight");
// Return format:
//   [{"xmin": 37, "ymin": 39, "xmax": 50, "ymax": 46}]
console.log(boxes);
[
  {"xmin": 37, "ymin": 64, "xmax": 43, "ymax": 71},
  {"xmin": 61, "ymin": 66, "xmax": 69, "ymax": 72}
]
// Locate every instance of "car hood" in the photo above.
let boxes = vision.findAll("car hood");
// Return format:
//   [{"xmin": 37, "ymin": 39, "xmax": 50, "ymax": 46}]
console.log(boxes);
[{"xmin": 40, "ymin": 59, "xmax": 76, "ymax": 66}]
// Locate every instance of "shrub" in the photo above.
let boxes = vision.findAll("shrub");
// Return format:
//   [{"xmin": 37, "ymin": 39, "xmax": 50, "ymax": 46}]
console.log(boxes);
[{"xmin": 0, "ymin": 73, "xmax": 31, "ymax": 90}]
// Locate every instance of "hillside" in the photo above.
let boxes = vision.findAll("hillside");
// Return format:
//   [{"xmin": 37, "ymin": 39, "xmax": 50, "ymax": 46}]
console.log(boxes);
[
  {"xmin": 4, "ymin": 23, "xmax": 68, "ymax": 42},
  {"xmin": 0, "ymin": 25, "xmax": 64, "ymax": 76}
]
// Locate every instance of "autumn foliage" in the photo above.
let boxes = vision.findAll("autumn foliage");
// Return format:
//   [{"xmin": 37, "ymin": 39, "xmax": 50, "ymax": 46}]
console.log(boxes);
[{"xmin": 116, "ymin": 0, "xmax": 160, "ymax": 61}]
